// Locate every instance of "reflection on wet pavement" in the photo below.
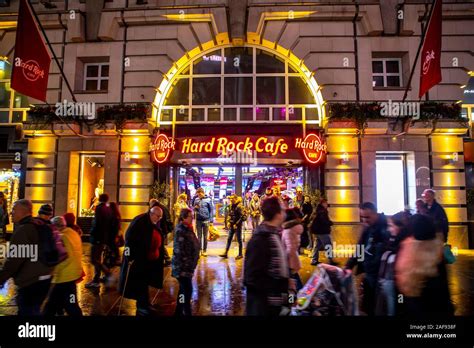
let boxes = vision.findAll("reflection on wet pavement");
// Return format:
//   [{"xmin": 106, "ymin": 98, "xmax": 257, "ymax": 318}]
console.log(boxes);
[{"xmin": 1, "ymin": 232, "xmax": 474, "ymax": 316}]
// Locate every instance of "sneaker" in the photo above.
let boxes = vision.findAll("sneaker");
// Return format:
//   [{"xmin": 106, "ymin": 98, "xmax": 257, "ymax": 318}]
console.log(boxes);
[
  {"xmin": 85, "ymin": 281, "xmax": 100, "ymax": 288},
  {"xmin": 219, "ymin": 253, "xmax": 228, "ymax": 258},
  {"xmin": 201, "ymin": 251, "xmax": 207, "ymax": 257},
  {"xmin": 310, "ymin": 261, "xmax": 320, "ymax": 266},
  {"xmin": 235, "ymin": 255, "xmax": 243, "ymax": 260}
]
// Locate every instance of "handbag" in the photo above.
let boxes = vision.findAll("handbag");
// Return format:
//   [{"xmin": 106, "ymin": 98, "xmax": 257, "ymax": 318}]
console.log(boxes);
[{"xmin": 443, "ymin": 244, "xmax": 456, "ymax": 264}]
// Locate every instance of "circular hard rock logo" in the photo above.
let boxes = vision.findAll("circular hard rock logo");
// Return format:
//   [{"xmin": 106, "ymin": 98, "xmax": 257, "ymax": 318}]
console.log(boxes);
[
  {"xmin": 150, "ymin": 134, "xmax": 175, "ymax": 164},
  {"xmin": 297, "ymin": 133, "xmax": 327, "ymax": 164},
  {"xmin": 21, "ymin": 60, "xmax": 45, "ymax": 82}
]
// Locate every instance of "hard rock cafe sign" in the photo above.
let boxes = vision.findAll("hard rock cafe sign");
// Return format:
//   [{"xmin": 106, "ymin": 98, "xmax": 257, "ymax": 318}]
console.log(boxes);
[{"xmin": 150, "ymin": 133, "xmax": 327, "ymax": 165}]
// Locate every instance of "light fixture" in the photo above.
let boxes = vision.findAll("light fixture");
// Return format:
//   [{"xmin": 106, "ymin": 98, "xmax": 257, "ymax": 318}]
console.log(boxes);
[
  {"xmin": 446, "ymin": 152, "xmax": 459, "ymax": 165},
  {"xmin": 339, "ymin": 152, "xmax": 349, "ymax": 165}
]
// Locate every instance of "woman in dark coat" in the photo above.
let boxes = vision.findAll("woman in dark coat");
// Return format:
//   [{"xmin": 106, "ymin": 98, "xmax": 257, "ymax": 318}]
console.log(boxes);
[
  {"xmin": 310, "ymin": 199, "xmax": 335, "ymax": 265},
  {"xmin": 301, "ymin": 195, "xmax": 313, "ymax": 250},
  {"xmin": 119, "ymin": 206, "xmax": 165, "ymax": 316},
  {"xmin": 395, "ymin": 214, "xmax": 454, "ymax": 317},
  {"xmin": 172, "ymin": 208, "xmax": 200, "ymax": 316}
]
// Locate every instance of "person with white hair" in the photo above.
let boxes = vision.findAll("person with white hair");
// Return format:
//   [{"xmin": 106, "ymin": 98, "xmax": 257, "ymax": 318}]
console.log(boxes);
[
  {"xmin": 43, "ymin": 216, "xmax": 83, "ymax": 316},
  {"xmin": 422, "ymin": 189, "xmax": 449, "ymax": 242}
]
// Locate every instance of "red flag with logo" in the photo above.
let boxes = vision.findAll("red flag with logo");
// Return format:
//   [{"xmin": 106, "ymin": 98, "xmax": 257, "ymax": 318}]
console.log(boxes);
[
  {"xmin": 11, "ymin": 0, "xmax": 51, "ymax": 102},
  {"xmin": 419, "ymin": 0, "xmax": 442, "ymax": 98}
]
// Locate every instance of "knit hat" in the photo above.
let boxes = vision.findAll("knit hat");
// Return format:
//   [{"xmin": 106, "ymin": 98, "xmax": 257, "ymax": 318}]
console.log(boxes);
[{"xmin": 38, "ymin": 204, "xmax": 53, "ymax": 216}]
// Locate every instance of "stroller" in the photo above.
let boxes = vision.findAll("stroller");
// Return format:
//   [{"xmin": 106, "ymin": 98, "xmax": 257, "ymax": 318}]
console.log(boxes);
[{"xmin": 295, "ymin": 264, "xmax": 359, "ymax": 316}]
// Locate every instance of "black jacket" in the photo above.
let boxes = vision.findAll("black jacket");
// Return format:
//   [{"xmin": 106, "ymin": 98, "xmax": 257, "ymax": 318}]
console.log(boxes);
[
  {"xmin": 119, "ymin": 213, "xmax": 165, "ymax": 300},
  {"xmin": 229, "ymin": 202, "xmax": 244, "ymax": 226},
  {"xmin": 154, "ymin": 201, "xmax": 173, "ymax": 235},
  {"xmin": 90, "ymin": 203, "xmax": 113, "ymax": 245},
  {"xmin": 427, "ymin": 200, "xmax": 449, "ymax": 242},
  {"xmin": 171, "ymin": 222, "xmax": 200, "ymax": 278},
  {"xmin": 310, "ymin": 208, "xmax": 333, "ymax": 235},
  {"xmin": 244, "ymin": 223, "xmax": 289, "ymax": 297},
  {"xmin": 346, "ymin": 214, "xmax": 389, "ymax": 281}
]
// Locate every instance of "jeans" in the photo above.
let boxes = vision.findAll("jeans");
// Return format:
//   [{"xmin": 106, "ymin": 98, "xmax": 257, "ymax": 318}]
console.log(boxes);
[
  {"xmin": 225, "ymin": 223, "xmax": 242, "ymax": 256},
  {"xmin": 43, "ymin": 281, "xmax": 83, "ymax": 316},
  {"xmin": 91, "ymin": 243, "xmax": 109, "ymax": 282},
  {"xmin": 311, "ymin": 234, "xmax": 333, "ymax": 263},
  {"xmin": 196, "ymin": 220, "xmax": 209, "ymax": 252},
  {"xmin": 17, "ymin": 279, "xmax": 51, "ymax": 316},
  {"xmin": 175, "ymin": 276, "xmax": 193, "ymax": 316},
  {"xmin": 251, "ymin": 216, "xmax": 260, "ymax": 232}
]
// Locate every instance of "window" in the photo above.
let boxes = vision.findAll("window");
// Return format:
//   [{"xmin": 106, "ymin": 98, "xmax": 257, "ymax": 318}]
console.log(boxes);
[
  {"xmin": 83, "ymin": 63, "xmax": 109, "ymax": 91},
  {"xmin": 159, "ymin": 46, "xmax": 322, "ymax": 124},
  {"xmin": 372, "ymin": 58, "xmax": 402, "ymax": 88},
  {"xmin": 375, "ymin": 153, "xmax": 416, "ymax": 215}
]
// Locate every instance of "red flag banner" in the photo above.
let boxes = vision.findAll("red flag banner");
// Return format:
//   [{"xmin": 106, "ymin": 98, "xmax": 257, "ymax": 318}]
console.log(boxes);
[
  {"xmin": 11, "ymin": 0, "xmax": 51, "ymax": 102},
  {"xmin": 419, "ymin": 0, "xmax": 442, "ymax": 98}
]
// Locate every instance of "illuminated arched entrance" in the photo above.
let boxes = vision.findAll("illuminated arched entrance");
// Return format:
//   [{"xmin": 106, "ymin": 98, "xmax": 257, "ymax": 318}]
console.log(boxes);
[{"xmin": 152, "ymin": 36, "xmax": 326, "ymax": 134}]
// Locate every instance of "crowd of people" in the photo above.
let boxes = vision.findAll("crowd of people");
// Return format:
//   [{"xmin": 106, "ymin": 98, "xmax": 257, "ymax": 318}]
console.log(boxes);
[{"xmin": 0, "ymin": 185, "xmax": 455, "ymax": 317}]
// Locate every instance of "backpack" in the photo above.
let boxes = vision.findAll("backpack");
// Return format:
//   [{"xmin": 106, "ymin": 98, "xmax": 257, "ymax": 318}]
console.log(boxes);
[{"xmin": 33, "ymin": 219, "xmax": 68, "ymax": 267}]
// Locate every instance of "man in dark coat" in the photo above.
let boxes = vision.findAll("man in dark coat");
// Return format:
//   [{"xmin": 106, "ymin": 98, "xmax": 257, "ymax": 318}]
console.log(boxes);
[
  {"xmin": 422, "ymin": 189, "xmax": 449, "ymax": 242},
  {"xmin": 119, "ymin": 206, "xmax": 165, "ymax": 316},
  {"xmin": 345, "ymin": 202, "xmax": 389, "ymax": 316},
  {"xmin": 86, "ymin": 193, "xmax": 114, "ymax": 288},
  {"xmin": 244, "ymin": 197, "xmax": 289, "ymax": 316},
  {"xmin": 150, "ymin": 194, "xmax": 173, "ymax": 266},
  {"xmin": 220, "ymin": 195, "xmax": 244, "ymax": 259}
]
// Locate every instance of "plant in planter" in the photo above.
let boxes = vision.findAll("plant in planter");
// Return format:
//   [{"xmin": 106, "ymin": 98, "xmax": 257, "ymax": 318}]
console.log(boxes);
[
  {"xmin": 328, "ymin": 102, "xmax": 382, "ymax": 136},
  {"xmin": 150, "ymin": 180, "xmax": 171, "ymax": 207}
]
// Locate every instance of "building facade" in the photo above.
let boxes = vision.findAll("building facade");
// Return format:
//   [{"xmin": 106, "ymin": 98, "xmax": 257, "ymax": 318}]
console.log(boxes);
[{"xmin": 0, "ymin": 0, "xmax": 473, "ymax": 248}]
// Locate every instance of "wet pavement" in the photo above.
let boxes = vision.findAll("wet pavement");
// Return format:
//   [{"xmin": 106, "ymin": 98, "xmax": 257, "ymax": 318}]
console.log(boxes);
[{"xmin": 1, "ymin": 228, "xmax": 474, "ymax": 316}]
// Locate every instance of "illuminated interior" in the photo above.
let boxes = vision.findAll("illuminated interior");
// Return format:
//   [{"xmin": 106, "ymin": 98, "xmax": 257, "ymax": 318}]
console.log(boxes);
[{"xmin": 78, "ymin": 154, "xmax": 105, "ymax": 217}]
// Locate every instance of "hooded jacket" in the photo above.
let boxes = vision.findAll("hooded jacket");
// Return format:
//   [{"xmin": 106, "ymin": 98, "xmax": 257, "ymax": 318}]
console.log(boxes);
[
  {"xmin": 281, "ymin": 219, "xmax": 304, "ymax": 272},
  {"xmin": 171, "ymin": 222, "xmax": 200, "ymax": 278},
  {"xmin": 52, "ymin": 227, "xmax": 83, "ymax": 284},
  {"xmin": 0, "ymin": 216, "xmax": 52, "ymax": 289}
]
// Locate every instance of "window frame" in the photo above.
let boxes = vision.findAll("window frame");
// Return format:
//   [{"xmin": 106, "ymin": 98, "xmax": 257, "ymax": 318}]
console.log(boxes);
[
  {"xmin": 83, "ymin": 62, "xmax": 110, "ymax": 91},
  {"xmin": 372, "ymin": 58, "xmax": 403, "ymax": 88}
]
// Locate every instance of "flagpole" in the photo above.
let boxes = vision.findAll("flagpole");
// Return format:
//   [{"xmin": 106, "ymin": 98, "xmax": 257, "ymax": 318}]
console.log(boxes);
[
  {"xmin": 402, "ymin": 0, "xmax": 437, "ymax": 102},
  {"xmin": 27, "ymin": 0, "xmax": 77, "ymax": 103}
]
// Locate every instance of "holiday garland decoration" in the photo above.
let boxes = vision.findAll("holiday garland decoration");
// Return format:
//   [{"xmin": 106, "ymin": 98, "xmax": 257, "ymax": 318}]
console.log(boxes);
[
  {"xmin": 27, "ymin": 103, "xmax": 150, "ymax": 132},
  {"xmin": 328, "ymin": 102, "xmax": 466, "ymax": 135}
]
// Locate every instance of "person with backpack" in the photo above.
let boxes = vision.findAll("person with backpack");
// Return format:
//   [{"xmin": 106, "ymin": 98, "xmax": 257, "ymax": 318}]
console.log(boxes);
[
  {"xmin": 0, "ymin": 200, "xmax": 53, "ymax": 315},
  {"xmin": 220, "ymin": 195, "xmax": 245, "ymax": 260},
  {"xmin": 43, "ymin": 216, "xmax": 84, "ymax": 316}
]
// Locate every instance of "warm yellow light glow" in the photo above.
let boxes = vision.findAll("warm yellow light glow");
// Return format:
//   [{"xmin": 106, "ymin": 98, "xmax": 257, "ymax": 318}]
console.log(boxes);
[
  {"xmin": 433, "ymin": 172, "xmax": 465, "ymax": 187},
  {"xmin": 431, "ymin": 136, "xmax": 463, "ymax": 153},
  {"xmin": 0, "ymin": 21, "xmax": 17, "ymax": 30},
  {"xmin": 326, "ymin": 136, "xmax": 358, "ymax": 153},
  {"xmin": 25, "ymin": 187, "xmax": 53, "ymax": 201},
  {"xmin": 26, "ymin": 170, "xmax": 54, "ymax": 185},
  {"xmin": 329, "ymin": 207, "xmax": 360, "ymax": 223},
  {"xmin": 326, "ymin": 172, "xmax": 358, "ymax": 187}
]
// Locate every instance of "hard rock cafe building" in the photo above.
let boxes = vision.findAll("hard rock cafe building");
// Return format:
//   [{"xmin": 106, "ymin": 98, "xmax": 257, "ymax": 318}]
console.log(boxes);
[{"xmin": 0, "ymin": 0, "xmax": 473, "ymax": 249}]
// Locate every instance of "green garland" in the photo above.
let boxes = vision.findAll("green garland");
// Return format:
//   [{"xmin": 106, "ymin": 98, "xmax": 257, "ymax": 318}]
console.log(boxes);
[
  {"xmin": 328, "ymin": 102, "xmax": 466, "ymax": 135},
  {"xmin": 27, "ymin": 103, "xmax": 150, "ymax": 133}
]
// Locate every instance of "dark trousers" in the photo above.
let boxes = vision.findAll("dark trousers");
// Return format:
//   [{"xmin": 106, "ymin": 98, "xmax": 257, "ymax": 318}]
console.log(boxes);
[
  {"xmin": 196, "ymin": 220, "xmax": 209, "ymax": 252},
  {"xmin": 135, "ymin": 284, "xmax": 150, "ymax": 312},
  {"xmin": 175, "ymin": 277, "xmax": 193, "ymax": 316},
  {"xmin": 246, "ymin": 288, "xmax": 281, "ymax": 316},
  {"xmin": 91, "ymin": 243, "xmax": 109, "ymax": 282},
  {"xmin": 361, "ymin": 276, "xmax": 377, "ymax": 316},
  {"xmin": 225, "ymin": 223, "xmax": 242, "ymax": 256},
  {"xmin": 17, "ymin": 279, "xmax": 51, "ymax": 316},
  {"xmin": 43, "ymin": 281, "xmax": 83, "ymax": 316}
]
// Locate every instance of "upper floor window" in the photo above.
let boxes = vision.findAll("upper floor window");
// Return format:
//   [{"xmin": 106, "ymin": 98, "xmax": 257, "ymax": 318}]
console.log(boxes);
[
  {"xmin": 0, "ymin": 59, "xmax": 29, "ymax": 123},
  {"xmin": 159, "ymin": 46, "xmax": 321, "ymax": 124},
  {"xmin": 83, "ymin": 63, "xmax": 109, "ymax": 91},
  {"xmin": 372, "ymin": 58, "xmax": 402, "ymax": 88}
]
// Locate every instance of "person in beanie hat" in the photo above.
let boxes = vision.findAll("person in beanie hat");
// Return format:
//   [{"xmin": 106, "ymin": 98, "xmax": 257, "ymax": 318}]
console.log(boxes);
[{"xmin": 37, "ymin": 204, "xmax": 53, "ymax": 223}]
